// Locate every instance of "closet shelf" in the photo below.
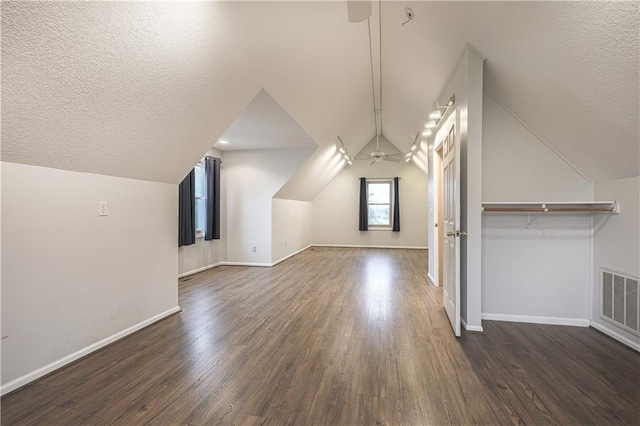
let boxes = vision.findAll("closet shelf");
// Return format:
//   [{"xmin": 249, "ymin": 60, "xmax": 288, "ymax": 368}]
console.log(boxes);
[{"xmin": 481, "ymin": 201, "xmax": 619, "ymax": 214}]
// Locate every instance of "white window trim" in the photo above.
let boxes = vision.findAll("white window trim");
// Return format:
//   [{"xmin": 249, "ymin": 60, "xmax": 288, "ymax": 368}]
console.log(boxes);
[{"xmin": 367, "ymin": 179, "xmax": 394, "ymax": 230}]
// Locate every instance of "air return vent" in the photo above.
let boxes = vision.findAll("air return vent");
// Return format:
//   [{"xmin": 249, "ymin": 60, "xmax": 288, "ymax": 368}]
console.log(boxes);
[{"xmin": 601, "ymin": 268, "xmax": 639, "ymax": 336}]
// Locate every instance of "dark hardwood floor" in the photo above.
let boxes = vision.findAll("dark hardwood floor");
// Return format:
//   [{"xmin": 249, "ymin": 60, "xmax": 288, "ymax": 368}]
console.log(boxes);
[{"xmin": 2, "ymin": 247, "xmax": 639, "ymax": 425}]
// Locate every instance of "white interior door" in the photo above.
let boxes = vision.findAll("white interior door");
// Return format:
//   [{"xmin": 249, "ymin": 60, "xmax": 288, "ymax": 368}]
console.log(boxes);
[{"xmin": 442, "ymin": 121, "xmax": 461, "ymax": 336}]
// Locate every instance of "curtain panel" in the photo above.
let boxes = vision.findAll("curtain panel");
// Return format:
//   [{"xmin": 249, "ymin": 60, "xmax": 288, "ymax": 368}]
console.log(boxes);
[
  {"xmin": 204, "ymin": 156, "xmax": 221, "ymax": 240},
  {"xmin": 392, "ymin": 176, "xmax": 400, "ymax": 232},
  {"xmin": 178, "ymin": 170, "xmax": 196, "ymax": 247},
  {"xmin": 359, "ymin": 177, "xmax": 368, "ymax": 231}
]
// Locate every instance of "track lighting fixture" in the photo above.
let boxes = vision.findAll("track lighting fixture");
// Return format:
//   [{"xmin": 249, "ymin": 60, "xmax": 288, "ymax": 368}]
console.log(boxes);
[
  {"xmin": 428, "ymin": 110, "xmax": 442, "ymax": 120},
  {"xmin": 337, "ymin": 136, "xmax": 354, "ymax": 165},
  {"xmin": 404, "ymin": 131, "xmax": 422, "ymax": 161},
  {"xmin": 417, "ymin": 95, "xmax": 456, "ymax": 143}
]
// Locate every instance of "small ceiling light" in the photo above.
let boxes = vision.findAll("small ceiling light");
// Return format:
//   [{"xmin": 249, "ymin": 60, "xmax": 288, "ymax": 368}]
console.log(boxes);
[
  {"xmin": 339, "ymin": 147, "xmax": 346, "ymax": 154},
  {"xmin": 429, "ymin": 110, "xmax": 442, "ymax": 120},
  {"xmin": 405, "ymin": 156, "xmax": 412, "ymax": 162},
  {"xmin": 425, "ymin": 120, "xmax": 437, "ymax": 129},
  {"xmin": 422, "ymin": 129, "xmax": 432, "ymax": 137},
  {"xmin": 218, "ymin": 140, "xmax": 229, "ymax": 145},
  {"xmin": 347, "ymin": 159, "xmax": 353, "ymax": 165},
  {"xmin": 410, "ymin": 144, "xmax": 418, "ymax": 152}
]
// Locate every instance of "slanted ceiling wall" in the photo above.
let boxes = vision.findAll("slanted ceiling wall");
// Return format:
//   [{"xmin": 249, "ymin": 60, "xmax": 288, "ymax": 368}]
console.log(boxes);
[{"xmin": 224, "ymin": 148, "xmax": 314, "ymax": 265}]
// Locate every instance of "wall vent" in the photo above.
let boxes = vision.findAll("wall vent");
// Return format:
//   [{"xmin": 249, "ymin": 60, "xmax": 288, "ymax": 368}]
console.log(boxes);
[{"xmin": 600, "ymin": 268, "xmax": 639, "ymax": 336}]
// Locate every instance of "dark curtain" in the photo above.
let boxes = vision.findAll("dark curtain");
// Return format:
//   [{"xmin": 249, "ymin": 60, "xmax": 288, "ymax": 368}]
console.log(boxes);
[
  {"xmin": 178, "ymin": 170, "xmax": 196, "ymax": 247},
  {"xmin": 392, "ymin": 176, "xmax": 400, "ymax": 232},
  {"xmin": 359, "ymin": 177, "xmax": 368, "ymax": 231},
  {"xmin": 204, "ymin": 156, "xmax": 221, "ymax": 240}
]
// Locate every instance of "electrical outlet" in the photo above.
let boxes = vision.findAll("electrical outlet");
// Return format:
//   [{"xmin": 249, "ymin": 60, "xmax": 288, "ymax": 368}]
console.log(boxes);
[
  {"xmin": 98, "ymin": 201, "xmax": 108, "ymax": 216},
  {"xmin": 252, "ymin": 246, "xmax": 257, "ymax": 253}
]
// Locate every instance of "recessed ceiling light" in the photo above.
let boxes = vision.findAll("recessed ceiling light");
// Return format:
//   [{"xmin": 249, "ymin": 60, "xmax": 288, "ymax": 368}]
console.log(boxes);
[
  {"xmin": 422, "ymin": 129, "xmax": 432, "ymax": 137},
  {"xmin": 425, "ymin": 120, "xmax": 437, "ymax": 129},
  {"xmin": 218, "ymin": 140, "xmax": 229, "ymax": 145}
]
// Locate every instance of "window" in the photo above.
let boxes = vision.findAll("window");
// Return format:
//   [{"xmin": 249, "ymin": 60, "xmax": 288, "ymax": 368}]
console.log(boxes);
[
  {"xmin": 194, "ymin": 159, "xmax": 206, "ymax": 237},
  {"xmin": 367, "ymin": 180, "xmax": 392, "ymax": 228}
]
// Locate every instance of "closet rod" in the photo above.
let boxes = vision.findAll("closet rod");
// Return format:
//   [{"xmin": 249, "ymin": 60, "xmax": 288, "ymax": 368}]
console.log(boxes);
[{"xmin": 482, "ymin": 207, "xmax": 616, "ymax": 213}]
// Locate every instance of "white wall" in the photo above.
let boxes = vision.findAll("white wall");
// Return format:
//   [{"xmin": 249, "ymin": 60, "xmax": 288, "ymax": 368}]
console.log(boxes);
[
  {"xmin": 427, "ymin": 45, "xmax": 484, "ymax": 330},
  {"xmin": 481, "ymin": 94, "xmax": 593, "ymax": 324},
  {"xmin": 272, "ymin": 199, "xmax": 312, "ymax": 263},
  {"xmin": 224, "ymin": 148, "xmax": 314, "ymax": 265},
  {"xmin": 313, "ymin": 137, "xmax": 428, "ymax": 248},
  {"xmin": 592, "ymin": 176, "xmax": 640, "ymax": 348},
  {"xmin": 178, "ymin": 149, "xmax": 227, "ymax": 276},
  {"xmin": 1, "ymin": 162, "xmax": 179, "ymax": 392}
]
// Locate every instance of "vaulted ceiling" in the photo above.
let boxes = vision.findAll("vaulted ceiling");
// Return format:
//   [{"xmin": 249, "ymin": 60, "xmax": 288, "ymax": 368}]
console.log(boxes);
[{"xmin": 2, "ymin": 2, "xmax": 638, "ymax": 198}]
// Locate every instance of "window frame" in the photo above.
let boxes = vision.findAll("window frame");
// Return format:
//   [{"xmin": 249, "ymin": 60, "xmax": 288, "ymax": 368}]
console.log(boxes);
[
  {"xmin": 194, "ymin": 159, "xmax": 206, "ymax": 238},
  {"xmin": 366, "ymin": 179, "xmax": 394, "ymax": 230}
]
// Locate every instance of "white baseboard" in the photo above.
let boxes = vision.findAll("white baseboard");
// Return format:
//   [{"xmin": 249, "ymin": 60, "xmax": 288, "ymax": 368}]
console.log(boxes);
[
  {"xmin": 312, "ymin": 244, "xmax": 428, "ymax": 250},
  {"xmin": 180, "ymin": 245, "xmax": 422, "ymax": 274},
  {"xmin": 178, "ymin": 262, "xmax": 222, "ymax": 278},
  {"xmin": 272, "ymin": 245, "xmax": 312, "ymax": 267},
  {"xmin": 482, "ymin": 313, "xmax": 590, "ymax": 327},
  {"xmin": 461, "ymin": 317, "xmax": 484, "ymax": 333},
  {"xmin": 221, "ymin": 261, "xmax": 272, "ymax": 267},
  {"xmin": 590, "ymin": 321, "xmax": 640, "ymax": 352},
  {"xmin": 427, "ymin": 272, "xmax": 437, "ymax": 287},
  {"xmin": 0, "ymin": 306, "xmax": 181, "ymax": 396}
]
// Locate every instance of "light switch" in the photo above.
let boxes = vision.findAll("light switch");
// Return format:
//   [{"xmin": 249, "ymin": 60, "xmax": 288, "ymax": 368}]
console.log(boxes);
[{"xmin": 98, "ymin": 201, "xmax": 108, "ymax": 216}]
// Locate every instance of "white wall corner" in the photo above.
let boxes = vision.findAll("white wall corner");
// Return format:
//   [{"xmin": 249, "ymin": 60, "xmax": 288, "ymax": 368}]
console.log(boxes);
[
  {"xmin": 178, "ymin": 262, "xmax": 223, "ymax": 278},
  {"xmin": 271, "ymin": 245, "xmax": 312, "ymax": 267},
  {"xmin": 461, "ymin": 317, "xmax": 484, "ymax": 333}
]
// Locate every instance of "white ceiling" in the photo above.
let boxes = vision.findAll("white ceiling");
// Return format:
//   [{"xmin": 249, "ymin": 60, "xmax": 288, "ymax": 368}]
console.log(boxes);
[
  {"xmin": 213, "ymin": 89, "xmax": 317, "ymax": 151},
  {"xmin": 2, "ymin": 1, "xmax": 638, "ymax": 194}
]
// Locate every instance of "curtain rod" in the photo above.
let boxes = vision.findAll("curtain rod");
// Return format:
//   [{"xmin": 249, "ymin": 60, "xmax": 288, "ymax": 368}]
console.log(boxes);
[{"xmin": 201, "ymin": 156, "xmax": 223, "ymax": 163}]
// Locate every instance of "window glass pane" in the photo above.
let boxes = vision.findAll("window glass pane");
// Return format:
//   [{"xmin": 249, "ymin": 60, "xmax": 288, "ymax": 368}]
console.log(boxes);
[
  {"xmin": 194, "ymin": 162, "xmax": 206, "ymax": 234},
  {"xmin": 368, "ymin": 183, "xmax": 390, "ymax": 204},
  {"xmin": 368, "ymin": 205, "xmax": 390, "ymax": 226},
  {"xmin": 195, "ymin": 197, "xmax": 206, "ymax": 233},
  {"xmin": 194, "ymin": 164, "xmax": 205, "ymax": 199}
]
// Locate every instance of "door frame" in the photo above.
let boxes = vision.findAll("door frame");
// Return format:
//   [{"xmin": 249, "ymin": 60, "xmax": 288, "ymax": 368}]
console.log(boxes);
[{"xmin": 432, "ymin": 144, "xmax": 445, "ymax": 288}]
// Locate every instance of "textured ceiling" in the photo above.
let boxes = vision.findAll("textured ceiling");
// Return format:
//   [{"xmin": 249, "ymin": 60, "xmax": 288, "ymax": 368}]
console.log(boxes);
[{"xmin": 2, "ymin": 1, "xmax": 638, "ymax": 190}]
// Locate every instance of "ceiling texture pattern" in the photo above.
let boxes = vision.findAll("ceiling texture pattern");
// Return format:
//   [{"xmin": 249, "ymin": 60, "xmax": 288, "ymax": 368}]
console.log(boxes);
[{"xmin": 2, "ymin": 2, "xmax": 638, "ymax": 194}]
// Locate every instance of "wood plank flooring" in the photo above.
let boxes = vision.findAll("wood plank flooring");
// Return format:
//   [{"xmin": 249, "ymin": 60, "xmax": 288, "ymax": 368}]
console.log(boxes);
[{"xmin": 2, "ymin": 247, "xmax": 639, "ymax": 425}]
